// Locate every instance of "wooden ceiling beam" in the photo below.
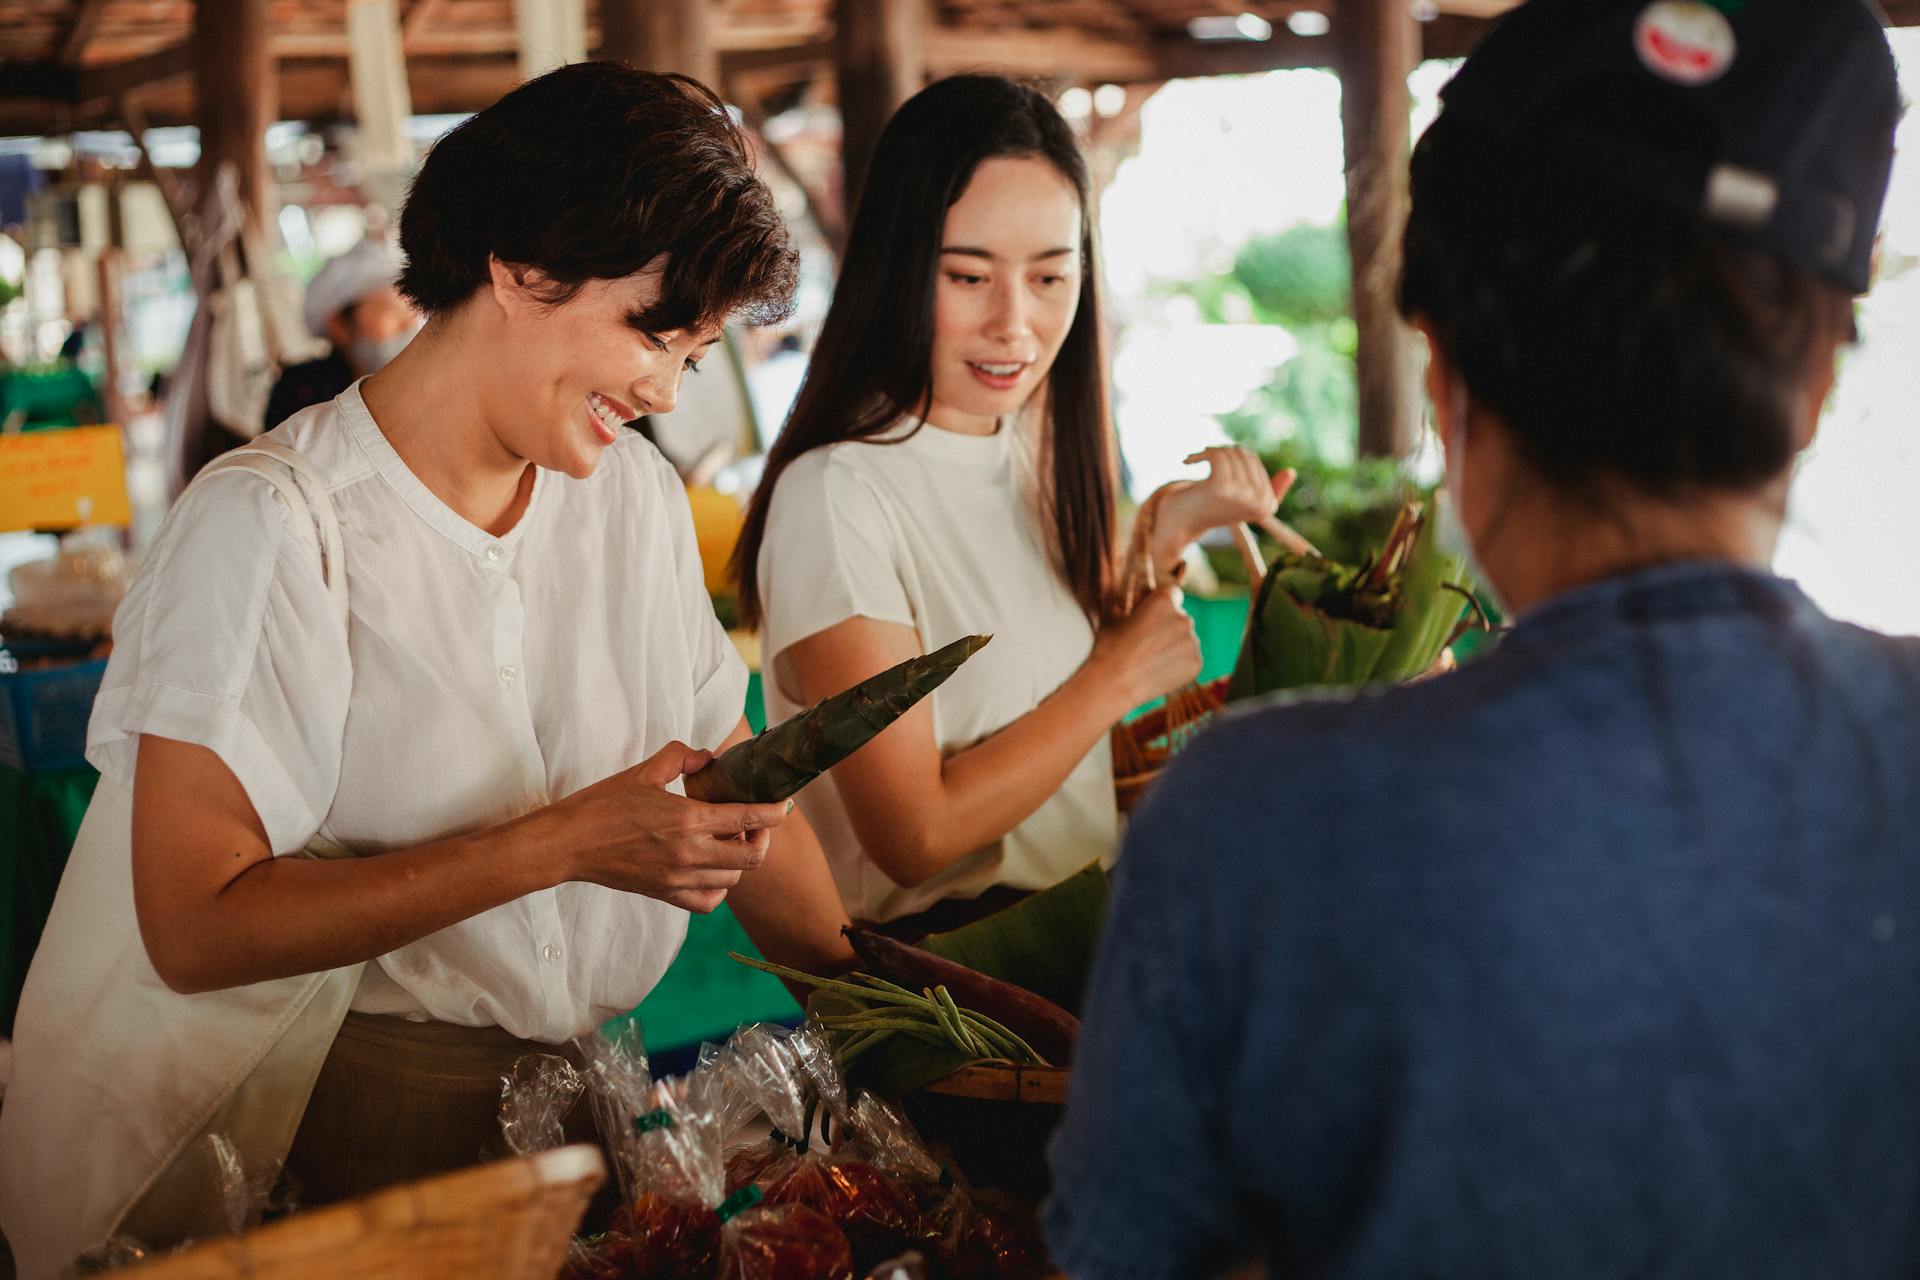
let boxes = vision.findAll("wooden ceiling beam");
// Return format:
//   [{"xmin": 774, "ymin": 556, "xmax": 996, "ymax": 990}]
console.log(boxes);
[
  {"xmin": 717, "ymin": 37, "xmax": 835, "ymax": 74},
  {"xmin": 924, "ymin": 26, "xmax": 1158, "ymax": 79},
  {"xmin": 75, "ymin": 40, "xmax": 195, "ymax": 105},
  {"xmin": 401, "ymin": 0, "xmax": 445, "ymax": 42},
  {"xmin": 58, "ymin": 0, "xmax": 112, "ymax": 67}
]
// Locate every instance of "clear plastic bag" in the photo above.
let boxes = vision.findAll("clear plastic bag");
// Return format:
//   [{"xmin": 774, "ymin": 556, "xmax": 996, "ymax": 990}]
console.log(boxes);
[
  {"xmin": 201, "ymin": 1131, "xmax": 296, "ymax": 1236},
  {"xmin": 65, "ymin": 1236, "xmax": 150, "ymax": 1276},
  {"xmin": 626, "ymin": 1047, "xmax": 856, "ymax": 1280},
  {"xmin": 499, "ymin": 1052, "xmax": 585, "ymax": 1156},
  {"xmin": 759, "ymin": 1149, "xmax": 915, "ymax": 1271},
  {"xmin": 710, "ymin": 1027, "xmax": 919, "ymax": 1270},
  {"xmin": 930, "ymin": 1187, "xmax": 1051, "ymax": 1280},
  {"xmin": 839, "ymin": 1094, "xmax": 942, "ymax": 1185},
  {"xmin": 715, "ymin": 1194, "xmax": 854, "ymax": 1280},
  {"xmin": 575, "ymin": 1022, "xmax": 654, "ymax": 1206},
  {"xmin": 64, "ymin": 1132, "xmax": 296, "ymax": 1277}
]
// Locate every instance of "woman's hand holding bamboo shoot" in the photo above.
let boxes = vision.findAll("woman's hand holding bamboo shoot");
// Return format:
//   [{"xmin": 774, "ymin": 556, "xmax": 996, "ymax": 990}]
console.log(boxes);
[
  {"xmin": 548, "ymin": 740, "xmax": 792, "ymax": 913},
  {"xmin": 1085, "ymin": 583, "xmax": 1202, "ymax": 712}
]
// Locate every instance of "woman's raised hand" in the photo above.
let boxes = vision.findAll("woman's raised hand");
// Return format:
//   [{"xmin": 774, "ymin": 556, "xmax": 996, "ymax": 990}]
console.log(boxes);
[
  {"xmin": 1150, "ymin": 447, "xmax": 1296, "ymax": 564},
  {"xmin": 554, "ymin": 740, "xmax": 792, "ymax": 913}
]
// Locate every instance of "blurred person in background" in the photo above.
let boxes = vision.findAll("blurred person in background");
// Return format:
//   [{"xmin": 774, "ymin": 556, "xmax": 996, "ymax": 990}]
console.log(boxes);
[{"xmin": 264, "ymin": 238, "xmax": 419, "ymax": 429}]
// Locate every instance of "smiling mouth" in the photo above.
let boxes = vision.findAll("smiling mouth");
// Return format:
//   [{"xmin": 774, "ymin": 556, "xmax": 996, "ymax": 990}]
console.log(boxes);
[
  {"xmin": 586, "ymin": 391, "xmax": 634, "ymax": 442},
  {"xmin": 967, "ymin": 360, "xmax": 1030, "ymax": 390}
]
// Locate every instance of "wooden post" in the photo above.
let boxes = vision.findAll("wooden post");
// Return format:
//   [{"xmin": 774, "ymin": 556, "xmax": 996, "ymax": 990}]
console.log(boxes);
[
  {"xmin": 834, "ymin": 0, "xmax": 924, "ymax": 215},
  {"xmin": 348, "ymin": 0, "xmax": 416, "ymax": 174},
  {"xmin": 603, "ymin": 0, "xmax": 719, "ymax": 89},
  {"xmin": 96, "ymin": 178, "xmax": 128, "ymax": 427},
  {"xmin": 1337, "ymin": 0, "xmax": 1421, "ymax": 459},
  {"xmin": 515, "ymin": 0, "xmax": 586, "ymax": 81},
  {"xmin": 192, "ymin": 0, "xmax": 274, "ymax": 235}
]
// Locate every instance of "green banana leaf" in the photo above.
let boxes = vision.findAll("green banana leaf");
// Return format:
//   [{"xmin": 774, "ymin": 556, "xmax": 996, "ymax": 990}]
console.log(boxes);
[
  {"xmin": 799, "ymin": 866, "xmax": 1111, "ymax": 1093},
  {"xmin": 1227, "ymin": 500, "xmax": 1470, "ymax": 701},
  {"xmin": 919, "ymin": 864, "xmax": 1111, "ymax": 1016},
  {"xmin": 1371, "ymin": 506, "xmax": 1470, "ymax": 680}
]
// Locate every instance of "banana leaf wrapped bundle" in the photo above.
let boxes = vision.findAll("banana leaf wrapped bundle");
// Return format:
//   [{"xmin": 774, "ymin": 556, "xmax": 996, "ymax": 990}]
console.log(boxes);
[
  {"xmin": 1226, "ymin": 499, "xmax": 1473, "ymax": 701},
  {"xmin": 686, "ymin": 634, "xmax": 990, "ymax": 804}
]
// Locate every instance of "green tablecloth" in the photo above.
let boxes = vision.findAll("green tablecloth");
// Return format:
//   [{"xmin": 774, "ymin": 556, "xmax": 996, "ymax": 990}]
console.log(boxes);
[{"xmin": 0, "ymin": 765, "xmax": 95, "ymax": 1035}]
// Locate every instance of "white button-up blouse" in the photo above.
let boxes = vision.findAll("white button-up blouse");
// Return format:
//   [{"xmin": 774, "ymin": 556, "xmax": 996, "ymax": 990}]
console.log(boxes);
[{"xmin": 88, "ymin": 381, "xmax": 748, "ymax": 1041}]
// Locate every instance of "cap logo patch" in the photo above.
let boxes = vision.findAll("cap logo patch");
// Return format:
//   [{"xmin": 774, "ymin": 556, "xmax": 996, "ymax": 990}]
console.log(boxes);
[{"xmin": 1634, "ymin": 0, "xmax": 1737, "ymax": 86}]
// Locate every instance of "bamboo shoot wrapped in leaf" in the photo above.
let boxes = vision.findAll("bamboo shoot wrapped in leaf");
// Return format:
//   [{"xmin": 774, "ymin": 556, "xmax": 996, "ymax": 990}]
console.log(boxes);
[
  {"xmin": 685, "ymin": 634, "xmax": 991, "ymax": 804},
  {"xmin": 1226, "ymin": 500, "xmax": 1472, "ymax": 701}
]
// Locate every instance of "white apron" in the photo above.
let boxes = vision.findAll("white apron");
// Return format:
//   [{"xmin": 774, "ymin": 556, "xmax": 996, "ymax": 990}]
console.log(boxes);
[{"xmin": 0, "ymin": 444, "xmax": 360, "ymax": 1280}]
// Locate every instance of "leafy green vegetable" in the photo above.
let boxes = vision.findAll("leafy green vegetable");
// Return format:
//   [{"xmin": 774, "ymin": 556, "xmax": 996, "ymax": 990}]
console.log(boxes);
[
  {"xmin": 918, "ymin": 865, "xmax": 1111, "ymax": 1016},
  {"xmin": 1227, "ymin": 501, "xmax": 1471, "ymax": 700}
]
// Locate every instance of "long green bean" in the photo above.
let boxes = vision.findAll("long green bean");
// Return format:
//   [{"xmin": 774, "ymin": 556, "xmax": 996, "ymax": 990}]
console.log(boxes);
[{"xmin": 727, "ymin": 951, "xmax": 1048, "ymax": 1071}]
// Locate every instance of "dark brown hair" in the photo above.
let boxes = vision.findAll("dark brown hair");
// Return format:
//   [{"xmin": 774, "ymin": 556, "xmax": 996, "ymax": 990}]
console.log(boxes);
[
  {"xmin": 734, "ymin": 74, "xmax": 1117, "ymax": 628},
  {"xmin": 398, "ymin": 63, "xmax": 796, "ymax": 333},
  {"xmin": 1399, "ymin": 112, "xmax": 1853, "ymax": 499}
]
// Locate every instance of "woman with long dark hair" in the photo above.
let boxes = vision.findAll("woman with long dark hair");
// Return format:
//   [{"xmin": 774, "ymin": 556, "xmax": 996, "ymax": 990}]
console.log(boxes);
[{"xmin": 734, "ymin": 75, "xmax": 1285, "ymax": 926}]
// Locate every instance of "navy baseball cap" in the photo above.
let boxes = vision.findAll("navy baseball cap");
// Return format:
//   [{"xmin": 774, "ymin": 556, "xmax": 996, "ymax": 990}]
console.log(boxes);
[{"xmin": 1432, "ymin": 0, "xmax": 1901, "ymax": 294}]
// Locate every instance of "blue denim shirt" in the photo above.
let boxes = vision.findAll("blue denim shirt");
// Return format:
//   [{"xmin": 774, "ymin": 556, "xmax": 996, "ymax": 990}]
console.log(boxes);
[{"xmin": 1046, "ymin": 562, "xmax": 1920, "ymax": 1279}]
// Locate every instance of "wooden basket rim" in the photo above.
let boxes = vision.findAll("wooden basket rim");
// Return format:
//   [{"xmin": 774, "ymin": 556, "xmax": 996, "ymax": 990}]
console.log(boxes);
[
  {"xmin": 120, "ymin": 1144, "xmax": 605, "ymax": 1278},
  {"xmin": 923, "ymin": 1060, "xmax": 1070, "ymax": 1105}
]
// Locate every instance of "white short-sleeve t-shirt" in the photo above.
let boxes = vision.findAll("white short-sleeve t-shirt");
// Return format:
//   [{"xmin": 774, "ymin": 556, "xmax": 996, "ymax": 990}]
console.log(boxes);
[
  {"xmin": 87, "ymin": 381, "xmax": 748, "ymax": 1043},
  {"xmin": 757, "ymin": 417, "xmax": 1118, "ymax": 923}
]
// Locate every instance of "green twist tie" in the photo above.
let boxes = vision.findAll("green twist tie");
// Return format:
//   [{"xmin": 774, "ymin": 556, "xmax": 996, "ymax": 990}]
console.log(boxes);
[
  {"xmin": 632, "ymin": 1109, "xmax": 675, "ymax": 1134},
  {"xmin": 716, "ymin": 1184, "xmax": 763, "ymax": 1223}
]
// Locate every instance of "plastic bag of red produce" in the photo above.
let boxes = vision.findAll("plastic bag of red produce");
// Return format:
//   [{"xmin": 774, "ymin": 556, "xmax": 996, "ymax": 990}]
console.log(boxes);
[
  {"xmin": 932, "ymin": 1187, "xmax": 1051, "ymax": 1280},
  {"xmin": 716, "ymin": 1186, "xmax": 856, "ymax": 1280},
  {"xmin": 581, "ymin": 1039, "xmax": 857, "ymax": 1280}
]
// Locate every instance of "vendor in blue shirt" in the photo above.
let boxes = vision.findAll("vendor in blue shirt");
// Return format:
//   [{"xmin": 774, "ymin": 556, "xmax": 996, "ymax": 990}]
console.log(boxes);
[{"xmin": 1046, "ymin": 2, "xmax": 1918, "ymax": 1277}]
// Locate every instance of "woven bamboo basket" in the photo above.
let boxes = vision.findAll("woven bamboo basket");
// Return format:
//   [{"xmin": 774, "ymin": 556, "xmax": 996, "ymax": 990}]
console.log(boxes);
[
  {"xmin": 1110, "ymin": 489, "xmax": 1286, "ymax": 815},
  {"xmin": 121, "ymin": 1144, "xmax": 605, "ymax": 1280},
  {"xmin": 906, "ymin": 1063, "xmax": 1072, "ymax": 1201}
]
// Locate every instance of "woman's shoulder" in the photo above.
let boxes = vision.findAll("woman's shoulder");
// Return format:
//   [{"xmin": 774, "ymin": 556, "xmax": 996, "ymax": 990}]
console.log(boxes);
[
  {"xmin": 768, "ymin": 441, "xmax": 898, "ymax": 514},
  {"xmin": 263, "ymin": 387, "xmax": 383, "ymax": 495}
]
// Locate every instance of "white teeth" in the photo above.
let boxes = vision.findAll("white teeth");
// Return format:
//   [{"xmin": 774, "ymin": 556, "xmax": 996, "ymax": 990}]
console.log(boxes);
[
  {"xmin": 974, "ymin": 363, "xmax": 1023, "ymax": 377},
  {"xmin": 587, "ymin": 393, "xmax": 624, "ymax": 434}
]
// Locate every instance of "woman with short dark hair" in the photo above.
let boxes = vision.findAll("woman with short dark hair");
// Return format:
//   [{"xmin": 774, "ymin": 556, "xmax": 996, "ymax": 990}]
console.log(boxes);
[{"xmin": 0, "ymin": 65, "xmax": 852, "ymax": 1277}]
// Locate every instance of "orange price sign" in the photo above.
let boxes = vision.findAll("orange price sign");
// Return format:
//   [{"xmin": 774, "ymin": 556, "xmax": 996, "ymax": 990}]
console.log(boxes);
[{"xmin": 0, "ymin": 426, "xmax": 133, "ymax": 532}]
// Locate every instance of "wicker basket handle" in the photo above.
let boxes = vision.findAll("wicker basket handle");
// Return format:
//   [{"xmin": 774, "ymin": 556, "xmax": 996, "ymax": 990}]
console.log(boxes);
[{"xmin": 1115, "ymin": 487, "xmax": 1269, "ymax": 618}]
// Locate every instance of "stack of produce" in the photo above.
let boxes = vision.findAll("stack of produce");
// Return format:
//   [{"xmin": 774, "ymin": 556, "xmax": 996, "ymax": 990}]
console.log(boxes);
[{"xmin": 542, "ymin": 1022, "xmax": 1051, "ymax": 1280}]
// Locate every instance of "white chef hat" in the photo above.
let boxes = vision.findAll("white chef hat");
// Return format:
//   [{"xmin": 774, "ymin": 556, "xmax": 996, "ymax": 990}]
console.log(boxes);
[{"xmin": 302, "ymin": 239, "xmax": 405, "ymax": 338}]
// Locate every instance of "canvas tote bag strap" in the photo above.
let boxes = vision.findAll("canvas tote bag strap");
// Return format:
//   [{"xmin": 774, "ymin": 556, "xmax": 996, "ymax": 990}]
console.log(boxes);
[{"xmin": 193, "ymin": 441, "xmax": 348, "ymax": 627}]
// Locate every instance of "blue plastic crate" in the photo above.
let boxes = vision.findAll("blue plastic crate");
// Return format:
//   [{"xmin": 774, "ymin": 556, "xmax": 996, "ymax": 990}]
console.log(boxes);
[{"xmin": 0, "ymin": 656, "xmax": 107, "ymax": 773}]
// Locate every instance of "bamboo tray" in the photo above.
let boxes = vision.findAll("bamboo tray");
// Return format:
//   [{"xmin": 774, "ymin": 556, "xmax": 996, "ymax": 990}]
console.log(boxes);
[{"xmin": 122, "ymin": 1144, "xmax": 604, "ymax": 1280}]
